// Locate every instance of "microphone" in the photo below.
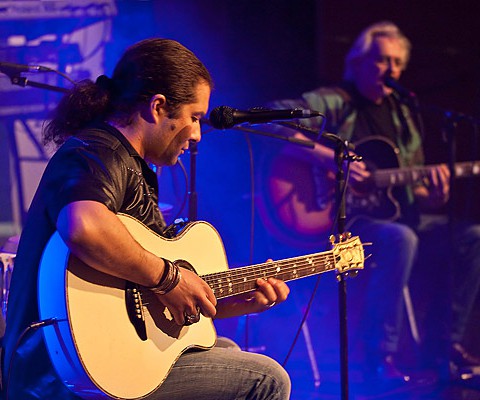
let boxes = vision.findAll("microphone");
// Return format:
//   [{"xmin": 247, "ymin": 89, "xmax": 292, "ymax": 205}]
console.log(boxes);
[
  {"xmin": 384, "ymin": 75, "xmax": 416, "ymax": 99},
  {"xmin": 0, "ymin": 61, "xmax": 50, "ymax": 76},
  {"xmin": 208, "ymin": 106, "xmax": 322, "ymax": 129}
]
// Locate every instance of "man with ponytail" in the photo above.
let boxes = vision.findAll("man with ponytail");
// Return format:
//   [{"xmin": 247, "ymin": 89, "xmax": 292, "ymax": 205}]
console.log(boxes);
[{"xmin": 2, "ymin": 38, "xmax": 291, "ymax": 399}]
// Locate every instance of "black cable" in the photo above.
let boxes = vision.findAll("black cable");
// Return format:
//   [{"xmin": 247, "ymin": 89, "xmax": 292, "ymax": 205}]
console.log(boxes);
[
  {"xmin": 282, "ymin": 272, "xmax": 322, "ymax": 367},
  {"xmin": 280, "ymin": 156, "xmax": 352, "ymax": 367},
  {"xmin": 245, "ymin": 134, "xmax": 256, "ymax": 267},
  {"xmin": 242, "ymin": 133, "xmax": 256, "ymax": 352},
  {"xmin": 4, "ymin": 318, "xmax": 58, "ymax": 400},
  {"xmin": 41, "ymin": 66, "xmax": 76, "ymax": 85}
]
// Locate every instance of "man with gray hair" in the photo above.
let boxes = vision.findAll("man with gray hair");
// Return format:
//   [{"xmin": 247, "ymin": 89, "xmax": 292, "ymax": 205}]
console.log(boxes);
[{"xmin": 267, "ymin": 21, "xmax": 480, "ymax": 384}]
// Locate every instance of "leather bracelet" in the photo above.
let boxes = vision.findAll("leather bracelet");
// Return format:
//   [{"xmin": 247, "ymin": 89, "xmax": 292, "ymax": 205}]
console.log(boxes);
[{"xmin": 146, "ymin": 258, "xmax": 181, "ymax": 295}]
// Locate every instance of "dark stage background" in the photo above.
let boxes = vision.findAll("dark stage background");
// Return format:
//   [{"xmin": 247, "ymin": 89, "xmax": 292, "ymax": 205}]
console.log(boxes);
[{"xmin": 1, "ymin": 1, "xmax": 479, "ymax": 398}]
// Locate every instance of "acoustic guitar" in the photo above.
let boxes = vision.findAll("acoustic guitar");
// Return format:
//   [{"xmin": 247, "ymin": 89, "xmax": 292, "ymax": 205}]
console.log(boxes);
[
  {"xmin": 258, "ymin": 136, "xmax": 480, "ymax": 243},
  {"xmin": 38, "ymin": 213, "xmax": 365, "ymax": 399}
]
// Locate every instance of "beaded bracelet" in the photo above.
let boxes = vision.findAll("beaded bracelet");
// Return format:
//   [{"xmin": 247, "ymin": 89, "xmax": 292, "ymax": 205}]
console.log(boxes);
[{"xmin": 146, "ymin": 258, "xmax": 181, "ymax": 295}]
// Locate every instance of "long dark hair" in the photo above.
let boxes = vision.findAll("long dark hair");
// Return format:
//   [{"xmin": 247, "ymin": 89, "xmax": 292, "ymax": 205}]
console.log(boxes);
[{"xmin": 43, "ymin": 38, "xmax": 213, "ymax": 146}]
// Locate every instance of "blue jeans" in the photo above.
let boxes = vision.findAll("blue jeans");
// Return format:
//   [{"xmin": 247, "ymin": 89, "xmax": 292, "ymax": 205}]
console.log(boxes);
[
  {"xmin": 415, "ymin": 216, "xmax": 480, "ymax": 346},
  {"xmin": 349, "ymin": 218, "xmax": 418, "ymax": 356},
  {"xmin": 4, "ymin": 336, "xmax": 290, "ymax": 400},
  {"xmin": 150, "ymin": 337, "xmax": 291, "ymax": 399}
]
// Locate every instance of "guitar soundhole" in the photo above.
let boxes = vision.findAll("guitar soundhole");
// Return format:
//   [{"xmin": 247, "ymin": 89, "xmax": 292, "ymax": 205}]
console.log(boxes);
[{"xmin": 350, "ymin": 160, "xmax": 376, "ymax": 196}]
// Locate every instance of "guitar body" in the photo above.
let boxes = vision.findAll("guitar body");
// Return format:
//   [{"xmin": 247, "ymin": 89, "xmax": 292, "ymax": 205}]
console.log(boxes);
[
  {"xmin": 38, "ymin": 215, "xmax": 227, "ymax": 399},
  {"xmin": 256, "ymin": 150, "xmax": 336, "ymax": 248},
  {"xmin": 257, "ymin": 136, "xmax": 408, "ymax": 243},
  {"xmin": 38, "ymin": 213, "xmax": 365, "ymax": 398},
  {"xmin": 346, "ymin": 136, "xmax": 405, "ymax": 222}
]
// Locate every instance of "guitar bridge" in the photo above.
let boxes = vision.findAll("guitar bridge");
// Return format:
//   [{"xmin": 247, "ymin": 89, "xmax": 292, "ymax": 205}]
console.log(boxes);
[{"xmin": 125, "ymin": 281, "xmax": 147, "ymax": 341}]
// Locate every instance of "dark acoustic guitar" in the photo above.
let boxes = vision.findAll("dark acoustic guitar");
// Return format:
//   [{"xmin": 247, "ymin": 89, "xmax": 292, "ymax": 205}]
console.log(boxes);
[{"xmin": 258, "ymin": 135, "xmax": 480, "ymax": 244}]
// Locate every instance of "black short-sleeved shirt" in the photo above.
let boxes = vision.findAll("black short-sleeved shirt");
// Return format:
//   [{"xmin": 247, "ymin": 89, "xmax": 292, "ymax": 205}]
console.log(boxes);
[{"xmin": 2, "ymin": 122, "xmax": 165, "ymax": 398}]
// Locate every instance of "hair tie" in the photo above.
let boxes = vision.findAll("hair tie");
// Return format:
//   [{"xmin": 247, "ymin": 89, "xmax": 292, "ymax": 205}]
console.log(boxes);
[{"xmin": 95, "ymin": 74, "xmax": 116, "ymax": 94}]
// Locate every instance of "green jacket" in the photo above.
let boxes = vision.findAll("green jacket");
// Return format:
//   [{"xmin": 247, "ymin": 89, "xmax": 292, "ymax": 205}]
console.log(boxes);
[
  {"xmin": 271, "ymin": 84, "xmax": 424, "ymax": 168},
  {"xmin": 269, "ymin": 83, "xmax": 426, "ymax": 224}
]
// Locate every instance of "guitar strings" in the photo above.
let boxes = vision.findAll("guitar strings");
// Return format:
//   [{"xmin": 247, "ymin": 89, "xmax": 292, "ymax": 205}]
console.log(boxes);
[
  {"xmin": 206, "ymin": 253, "xmax": 335, "ymax": 281},
  {"xmin": 203, "ymin": 240, "xmax": 364, "ymax": 298},
  {"xmin": 374, "ymin": 161, "xmax": 480, "ymax": 187},
  {"xmin": 203, "ymin": 253, "xmax": 337, "ymax": 298}
]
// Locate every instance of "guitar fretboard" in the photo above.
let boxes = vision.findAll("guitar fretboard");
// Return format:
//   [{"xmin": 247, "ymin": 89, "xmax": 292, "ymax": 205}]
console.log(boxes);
[
  {"xmin": 201, "ymin": 252, "xmax": 337, "ymax": 300},
  {"xmin": 374, "ymin": 161, "xmax": 480, "ymax": 188}
]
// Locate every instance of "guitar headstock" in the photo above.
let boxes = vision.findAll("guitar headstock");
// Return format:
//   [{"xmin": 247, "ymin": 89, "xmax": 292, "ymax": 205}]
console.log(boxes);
[{"xmin": 332, "ymin": 236, "xmax": 365, "ymax": 275}]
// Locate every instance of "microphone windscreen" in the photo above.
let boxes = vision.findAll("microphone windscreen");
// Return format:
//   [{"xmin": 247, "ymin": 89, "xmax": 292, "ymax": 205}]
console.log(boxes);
[
  {"xmin": 209, "ymin": 106, "xmax": 234, "ymax": 129},
  {"xmin": 384, "ymin": 75, "xmax": 415, "ymax": 98}
]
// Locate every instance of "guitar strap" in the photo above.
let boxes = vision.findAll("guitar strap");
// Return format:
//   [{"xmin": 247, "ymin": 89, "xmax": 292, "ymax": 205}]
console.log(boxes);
[
  {"xmin": 385, "ymin": 96, "xmax": 424, "ymax": 214},
  {"xmin": 389, "ymin": 95, "xmax": 414, "ymax": 147},
  {"xmin": 329, "ymin": 86, "xmax": 356, "ymax": 140}
]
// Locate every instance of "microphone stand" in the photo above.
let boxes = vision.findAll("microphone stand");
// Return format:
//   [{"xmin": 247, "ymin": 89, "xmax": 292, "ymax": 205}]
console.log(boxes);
[
  {"xmin": 435, "ymin": 108, "xmax": 479, "ymax": 364},
  {"xmin": 396, "ymin": 92, "xmax": 480, "ymax": 372},
  {"xmin": 216, "ymin": 121, "xmax": 358, "ymax": 398},
  {"xmin": 322, "ymin": 133, "xmax": 359, "ymax": 400},
  {"xmin": 229, "ymin": 121, "xmax": 360, "ymax": 398},
  {"xmin": 201, "ymin": 118, "xmax": 317, "ymax": 149},
  {"xmin": 9, "ymin": 75, "xmax": 69, "ymax": 94},
  {"xmin": 334, "ymin": 140, "xmax": 349, "ymax": 400}
]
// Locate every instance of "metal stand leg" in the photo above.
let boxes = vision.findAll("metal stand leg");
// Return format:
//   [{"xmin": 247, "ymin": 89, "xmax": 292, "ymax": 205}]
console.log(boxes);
[
  {"xmin": 403, "ymin": 285, "xmax": 421, "ymax": 345},
  {"xmin": 302, "ymin": 320, "xmax": 321, "ymax": 387}
]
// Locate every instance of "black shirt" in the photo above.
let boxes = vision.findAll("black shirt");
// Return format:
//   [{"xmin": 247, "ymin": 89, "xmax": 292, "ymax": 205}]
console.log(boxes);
[
  {"xmin": 352, "ymin": 94, "xmax": 398, "ymax": 143},
  {"xmin": 3, "ymin": 122, "xmax": 164, "ymax": 399}
]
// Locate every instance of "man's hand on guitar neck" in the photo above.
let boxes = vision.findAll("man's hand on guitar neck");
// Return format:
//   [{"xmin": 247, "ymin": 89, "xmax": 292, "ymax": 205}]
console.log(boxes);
[
  {"xmin": 156, "ymin": 265, "xmax": 290, "ymax": 324},
  {"xmin": 215, "ymin": 275, "xmax": 290, "ymax": 319},
  {"xmin": 414, "ymin": 163, "xmax": 450, "ymax": 210},
  {"xmin": 347, "ymin": 156, "xmax": 371, "ymax": 187}
]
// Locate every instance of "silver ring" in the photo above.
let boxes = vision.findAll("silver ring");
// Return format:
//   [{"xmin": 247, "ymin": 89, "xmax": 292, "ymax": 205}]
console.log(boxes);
[
  {"xmin": 184, "ymin": 313, "xmax": 200, "ymax": 325},
  {"xmin": 267, "ymin": 301, "xmax": 276, "ymax": 308}
]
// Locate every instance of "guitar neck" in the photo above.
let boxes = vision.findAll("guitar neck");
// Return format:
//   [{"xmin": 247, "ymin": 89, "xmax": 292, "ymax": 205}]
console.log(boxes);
[
  {"xmin": 374, "ymin": 161, "xmax": 480, "ymax": 188},
  {"xmin": 201, "ymin": 250, "xmax": 336, "ymax": 300}
]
